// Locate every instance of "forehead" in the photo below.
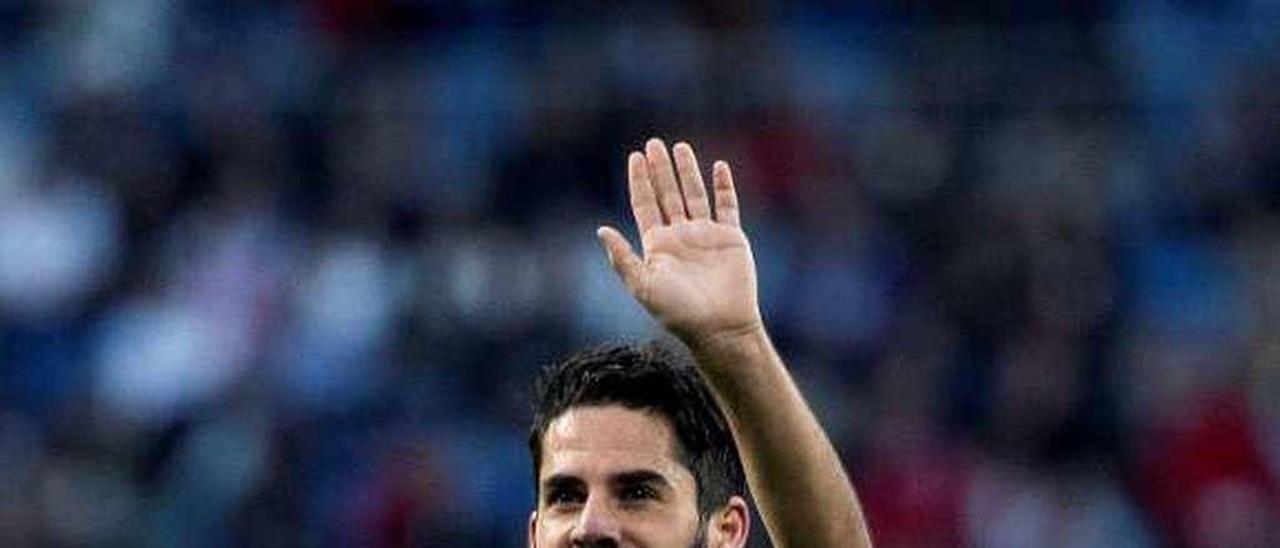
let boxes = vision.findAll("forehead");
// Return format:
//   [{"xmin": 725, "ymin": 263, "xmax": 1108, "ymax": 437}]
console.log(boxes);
[{"xmin": 539, "ymin": 405, "xmax": 692, "ymax": 486}]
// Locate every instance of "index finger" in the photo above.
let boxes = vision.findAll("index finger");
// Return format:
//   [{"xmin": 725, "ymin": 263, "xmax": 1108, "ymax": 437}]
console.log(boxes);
[{"xmin": 628, "ymin": 151, "xmax": 662, "ymax": 242}]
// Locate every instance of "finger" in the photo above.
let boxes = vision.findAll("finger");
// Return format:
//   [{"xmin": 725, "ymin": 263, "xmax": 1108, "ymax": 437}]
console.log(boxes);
[
  {"xmin": 673, "ymin": 142, "xmax": 711, "ymax": 221},
  {"xmin": 713, "ymin": 160, "xmax": 740, "ymax": 227},
  {"xmin": 628, "ymin": 151, "xmax": 661, "ymax": 244},
  {"xmin": 645, "ymin": 138, "xmax": 687, "ymax": 223},
  {"xmin": 596, "ymin": 226, "xmax": 645, "ymax": 293}
]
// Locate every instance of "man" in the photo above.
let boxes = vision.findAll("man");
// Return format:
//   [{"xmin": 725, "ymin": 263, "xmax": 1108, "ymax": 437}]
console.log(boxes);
[{"xmin": 528, "ymin": 139, "xmax": 873, "ymax": 547}]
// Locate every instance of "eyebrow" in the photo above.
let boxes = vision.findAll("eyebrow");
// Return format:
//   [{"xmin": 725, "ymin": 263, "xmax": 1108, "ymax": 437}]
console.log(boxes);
[
  {"xmin": 543, "ymin": 474, "xmax": 585, "ymax": 493},
  {"xmin": 541, "ymin": 470, "xmax": 673, "ymax": 492},
  {"xmin": 611, "ymin": 470, "xmax": 671, "ymax": 491}
]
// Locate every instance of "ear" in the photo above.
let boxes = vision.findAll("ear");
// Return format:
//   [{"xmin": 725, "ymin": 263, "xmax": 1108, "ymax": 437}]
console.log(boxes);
[
  {"xmin": 527, "ymin": 510, "xmax": 538, "ymax": 548},
  {"xmin": 705, "ymin": 495, "xmax": 750, "ymax": 547}
]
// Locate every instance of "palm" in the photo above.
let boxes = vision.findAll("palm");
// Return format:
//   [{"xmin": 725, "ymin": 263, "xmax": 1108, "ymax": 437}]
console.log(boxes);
[
  {"xmin": 637, "ymin": 221, "xmax": 758, "ymax": 335},
  {"xmin": 597, "ymin": 140, "xmax": 763, "ymax": 340}
]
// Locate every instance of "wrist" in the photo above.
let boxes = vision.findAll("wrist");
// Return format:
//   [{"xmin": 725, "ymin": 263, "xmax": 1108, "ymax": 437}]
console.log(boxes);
[{"xmin": 679, "ymin": 320, "xmax": 770, "ymax": 364}]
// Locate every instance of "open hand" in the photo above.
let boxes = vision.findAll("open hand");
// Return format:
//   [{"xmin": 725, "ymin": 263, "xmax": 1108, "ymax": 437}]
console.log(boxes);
[{"xmin": 597, "ymin": 139, "xmax": 763, "ymax": 343}]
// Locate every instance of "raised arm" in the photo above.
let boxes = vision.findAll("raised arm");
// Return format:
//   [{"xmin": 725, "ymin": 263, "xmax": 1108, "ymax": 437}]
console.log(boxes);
[{"xmin": 596, "ymin": 138, "xmax": 873, "ymax": 548}]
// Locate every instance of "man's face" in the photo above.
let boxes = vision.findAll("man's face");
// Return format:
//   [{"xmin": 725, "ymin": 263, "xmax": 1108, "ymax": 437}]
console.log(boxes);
[{"xmin": 529, "ymin": 405, "xmax": 708, "ymax": 547}]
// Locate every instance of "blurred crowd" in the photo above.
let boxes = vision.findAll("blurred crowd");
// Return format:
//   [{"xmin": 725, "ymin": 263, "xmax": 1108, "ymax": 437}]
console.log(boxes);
[{"xmin": 1, "ymin": 1, "xmax": 1279, "ymax": 546}]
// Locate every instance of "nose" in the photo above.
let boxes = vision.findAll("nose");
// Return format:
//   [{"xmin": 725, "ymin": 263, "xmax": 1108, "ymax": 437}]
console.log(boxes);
[{"xmin": 570, "ymin": 494, "xmax": 620, "ymax": 547}]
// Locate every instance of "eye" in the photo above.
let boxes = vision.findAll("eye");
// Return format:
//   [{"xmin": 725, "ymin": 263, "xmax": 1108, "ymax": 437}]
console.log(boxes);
[
  {"xmin": 546, "ymin": 488, "xmax": 585, "ymax": 508},
  {"xmin": 620, "ymin": 484, "xmax": 658, "ymax": 502}
]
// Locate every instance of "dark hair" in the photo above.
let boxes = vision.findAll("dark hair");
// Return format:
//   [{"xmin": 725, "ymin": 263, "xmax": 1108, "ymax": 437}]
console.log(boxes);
[{"xmin": 528, "ymin": 341, "xmax": 746, "ymax": 517}]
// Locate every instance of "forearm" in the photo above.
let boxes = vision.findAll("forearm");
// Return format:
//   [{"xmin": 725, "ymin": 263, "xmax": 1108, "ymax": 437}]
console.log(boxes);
[{"xmin": 685, "ymin": 327, "xmax": 872, "ymax": 548}]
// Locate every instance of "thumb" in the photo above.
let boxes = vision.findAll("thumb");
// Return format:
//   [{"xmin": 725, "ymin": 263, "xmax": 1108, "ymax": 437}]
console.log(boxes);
[{"xmin": 596, "ymin": 226, "xmax": 644, "ymax": 292}]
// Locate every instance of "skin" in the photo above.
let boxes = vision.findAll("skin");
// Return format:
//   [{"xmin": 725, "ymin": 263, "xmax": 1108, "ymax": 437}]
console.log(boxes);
[
  {"xmin": 528, "ymin": 405, "xmax": 749, "ymax": 547},
  {"xmin": 595, "ymin": 139, "xmax": 874, "ymax": 547}
]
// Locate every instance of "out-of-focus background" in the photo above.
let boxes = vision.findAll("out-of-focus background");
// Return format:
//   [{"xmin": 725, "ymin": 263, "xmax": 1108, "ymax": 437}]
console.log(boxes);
[{"xmin": 0, "ymin": 1, "xmax": 1278, "ymax": 547}]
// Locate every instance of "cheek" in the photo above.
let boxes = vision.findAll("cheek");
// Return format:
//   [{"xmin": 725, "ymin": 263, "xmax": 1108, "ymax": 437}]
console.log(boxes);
[
  {"xmin": 628, "ymin": 506, "xmax": 703, "ymax": 544},
  {"xmin": 534, "ymin": 513, "xmax": 573, "ymax": 545}
]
